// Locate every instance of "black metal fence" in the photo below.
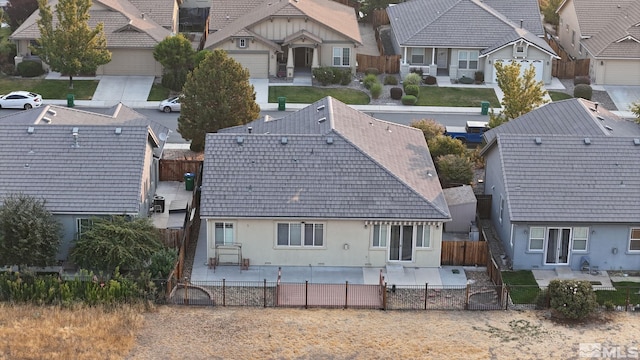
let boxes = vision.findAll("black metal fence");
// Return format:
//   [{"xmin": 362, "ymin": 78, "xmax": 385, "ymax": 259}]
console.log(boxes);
[{"xmin": 505, "ymin": 285, "xmax": 640, "ymax": 311}]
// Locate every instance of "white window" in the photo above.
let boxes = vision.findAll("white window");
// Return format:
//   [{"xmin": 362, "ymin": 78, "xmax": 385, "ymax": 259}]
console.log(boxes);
[
  {"xmin": 499, "ymin": 195, "xmax": 504, "ymax": 224},
  {"xmin": 277, "ymin": 223, "xmax": 324, "ymax": 247},
  {"xmin": 571, "ymin": 30, "xmax": 576, "ymax": 46},
  {"xmin": 238, "ymin": 38, "xmax": 247, "ymax": 48},
  {"xmin": 528, "ymin": 227, "xmax": 544, "ymax": 251},
  {"xmin": 458, "ymin": 50, "xmax": 478, "ymax": 70},
  {"xmin": 416, "ymin": 224, "xmax": 431, "ymax": 248},
  {"xmin": 372, "ymin": 224, "xmax": 388, "ymax": 248},
  {"xmin": 333, "ymin": 47, "xmax": 350, "ymax": 67},
  {"xmin": 572, "ymin": 227, "xmax": 589, "ymax": 251},
  {"xmin": 411, "ymin": 48, "xmax": 424, "ymax": 64},
  {"xmin": 76, "ymin": 218, "xmax": 93, "ymax": 240},
  {"xmin": 214, "ymin": 222, "xmax": 234, "ymax": 245},
  {"xmin": 578, "ymin": 43, "xmax": 583, "ymax": 54},
  {"xmin": 629, "ymin": 228, "xmax": 640, "ymax": 251}
]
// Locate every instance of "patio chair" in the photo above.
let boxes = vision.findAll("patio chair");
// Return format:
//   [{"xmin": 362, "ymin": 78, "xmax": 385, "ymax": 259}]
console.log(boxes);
[{"xmin": 580, "ymin": 256, "xmax": 591, "ymax": 274}]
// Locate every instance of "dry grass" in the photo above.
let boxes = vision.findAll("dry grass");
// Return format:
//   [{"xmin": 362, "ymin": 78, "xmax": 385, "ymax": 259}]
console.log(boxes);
[{"xmin": 0, "ymin": 304, "xmax": 144, "ymax": 360}]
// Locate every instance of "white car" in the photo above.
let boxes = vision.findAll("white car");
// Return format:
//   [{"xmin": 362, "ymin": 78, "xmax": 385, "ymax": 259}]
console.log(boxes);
[
  {"xmin": 158, "ymin": 96, "xmax": 181, "ymax": 113},
  {"xmin": 0, "ymin": 91, "xmax": 43, "ymax": 110}
]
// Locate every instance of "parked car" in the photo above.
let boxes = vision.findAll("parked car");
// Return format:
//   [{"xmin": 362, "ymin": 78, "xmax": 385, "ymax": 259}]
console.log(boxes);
[
  {"xmin": 158, "ymin": 96, "xmax": 181, "ymax": 113},
  {"xmin": 444, "ymin": 121, "xmax": 489, "ymax": 144},
  {"xmin": 0, "ymin": 91, "xmax": 43, "ymax": 110}
]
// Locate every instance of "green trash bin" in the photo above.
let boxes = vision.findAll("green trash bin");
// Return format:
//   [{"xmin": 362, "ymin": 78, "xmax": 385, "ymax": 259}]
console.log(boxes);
[
  {"xmin": 184, "ymin": 172, "xmax": 195, "ymax": 191},
  {"xmin": 67, "ymin": 94, "xmax": 75, "ymax": 108},
  {"xmin": 481, "ymin": 101, "xmax": 490, "ymax": 115},
  {"xmin": 278, "ymin": 96, "xmax": 286, "ymax": 111}
]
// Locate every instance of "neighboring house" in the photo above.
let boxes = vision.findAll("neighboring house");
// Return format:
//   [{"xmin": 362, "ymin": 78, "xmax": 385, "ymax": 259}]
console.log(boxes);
[
  {"xmin": 203, "ymin": 0, "xmax": 362, "ymax": 78},
  {"xmin": 0, "ymin": 104, "xmax": 169, "ymax": 260},
  {"xmin": 481, "ymin": 98, "xmax": 640, "ymax": 271},
  {"xmin": 10, "ymin": 0, "xmax": 178, "ymax": 76},
  {"xmin": 556, "ymin": 0, "xmax": 640, "ymax": 85},
  {"xmin": 387, "ymin": 0, "xmax": 559, "ymax": 84},
  {"xmin": 200, "ymin": 97, "xmax": 450, "ymax": 267}
]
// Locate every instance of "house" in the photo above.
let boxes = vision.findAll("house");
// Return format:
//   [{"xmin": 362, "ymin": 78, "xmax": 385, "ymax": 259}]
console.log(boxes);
[
  {"xmin": 200, "ymin": 97, "xmax": 450, "ymax": 267},
  {"xmin": 387, "ymin": 0, "xmax": 558, "ymax": 84},
  {"xmin": 0, "ymin": 104, "xmax": 169, "ymax": 260},
  {"xmin": 556, "ymin": 0, "xmax": 640, "ymax": 85},
  {"xmin": 10, "ymin": 0, "xmax": 178, "ymax": 76},
  {"xmin": 203, "ymin": 0, "xmax": 362, "ymax": 78},
  {"xmin": 481, "ymin": 98, "xmax": 640, "ymax": 270}
]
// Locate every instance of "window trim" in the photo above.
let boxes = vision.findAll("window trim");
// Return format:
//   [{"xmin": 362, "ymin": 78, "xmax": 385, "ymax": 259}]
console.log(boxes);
[
  {"xmin": 499, "ymin": 195, "xmax": 504, "ymax": 224},
  {"xmin": 629, "ymin": 228, "xmax": 640, "ymax": 252},
  {"xmin": 571, "ymin": 227, "xmax": 589, "ymax": 252},
  {"xmin": 371, "ymin": 224, "xmax": 388, "ymax": 249},
  {"xmin": 571, "ymin": 30, "xmax": 576, "ymax": 46},
  {"xmin": 276, "ymin": 222, "xmax": 325, "ymax": 248},
  {"xmin": 214, "ymin": 222, "xmax": 235, "ymax": 245},
  {"xmin": 528, "ymin": 227, "xmax": 545, "ymax": 252},
  {"xmin": 416, "ymin": 224, "xmax": 431, "ymax": 248},
  {"xmin": 76, "ymin": 218, "xmax": 93, "ymax": 240},
  {"xmin": 410, "ymin": 47, "xmax": 425, "ymax": 64},
  {"xmin": 458, "ymin": 50, "xmax": 479, "ymax": 70},
  {"xmin": 238, "ymin": 38, "xmax": 247, "ymax": 48},
  {"xmin": 332, "ymin": 47, "xmax": 350, "ymax": 67}
]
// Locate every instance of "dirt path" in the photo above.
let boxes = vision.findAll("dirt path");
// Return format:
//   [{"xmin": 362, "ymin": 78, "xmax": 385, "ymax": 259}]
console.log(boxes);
[{"xmin": 127, "ymin": 306, "xmax": 640, "ymax": 360}]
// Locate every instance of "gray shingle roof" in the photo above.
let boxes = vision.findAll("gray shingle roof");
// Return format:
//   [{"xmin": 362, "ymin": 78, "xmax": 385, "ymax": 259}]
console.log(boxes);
[
  {"xmin": 202, "ymin": 97, "xmax": 450, "ymax": 220},
  {"xmin": 0, "ymin": 124, "xmax": 151, "ymax": 214},
  {"xmin": 580, "ymin": 0, "xmax": 640, "ymax": 58},
  {"xmin": 496, "ymin": 135, "xmax": 640, "ymax": 223},
  {"xmin": 443, "ymin": 185, "xmax": 476, "ymax": 206}
]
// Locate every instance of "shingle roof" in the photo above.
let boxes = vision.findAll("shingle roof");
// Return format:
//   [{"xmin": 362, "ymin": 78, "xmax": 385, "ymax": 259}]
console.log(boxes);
[
  {"xmin": 443, "ymin": 185, "xmax": 476, "ymax": 206},
  {"xmin": 205, "ymin": 0, "xmax": 362, "ymax": 49},
  {"xmin": 0, "ymin": 124, "xmax": 151, "ymax": 214},
  {"xmin": 202, "ymin": 97, "xmax": 450, "ymax": 220},
  {"xmin": 496, "ymin": 135, "xmax": 640, "ymax": 223},
  {"xmin": 580, "ymin": 0, "xmax": 640, "ymax": 58},
  {"xmin": 387, "ymin": 0, "xmax": 550, "ymax": 52},
  {"xmin": 558, "ymin": 0, "xmax": 635, "ymax": 37},
  {"xmin": 482, "ymin": 98, "xmax": 640, "ymax": 148}
]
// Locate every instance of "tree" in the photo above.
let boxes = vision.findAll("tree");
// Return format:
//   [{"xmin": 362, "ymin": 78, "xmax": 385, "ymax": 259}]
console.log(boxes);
[
  {"xmin": 6, "ymin": 0, "xmax": 38, "ymax": 31},
  {"xmin": 36, "ymin": 0, "xmax": 111, "ymax": 89},
  {"xmin": 70, "ymin": 216, "xmax": 162, "ymax": 274},
  {"xmin": 631, "ymin": 101, "xmax": 640, "ymax": 124},
  {"xmin": 427, "ymin": 135, "xmax": 467, "ymax": 161},
  {"xmin": 153, "ymin": 34, "xmax": 196, "ymax": 91},
  {"xmin": 540, "ymin": 0, "xmax": 562, "ymax": 26},
  {"xmin": 178, "ymin": 49, "xmax": 260, "ymax": 151},
  {"xmin": 411, "ymin": 119, "xmax": 445, "ymax": 142},
  {"xmin": 0, "ymin": 194, "xmax": 61, "ymax": 267},
  {"xmin": 435, "ymin": 154, "xmax": 473, "ymax": 188},
  {"xmin": 490, "ymin": 61, "xmax": 548, "ymax": 128}
]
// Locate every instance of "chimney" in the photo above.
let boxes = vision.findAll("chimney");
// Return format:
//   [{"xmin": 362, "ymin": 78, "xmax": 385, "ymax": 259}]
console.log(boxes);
[{"xmin": 248, "ymin": 126, "xmax": 253, "ymax": 134}]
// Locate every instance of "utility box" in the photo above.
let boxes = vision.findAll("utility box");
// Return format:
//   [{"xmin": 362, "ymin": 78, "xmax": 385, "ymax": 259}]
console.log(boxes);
[
  {"xmin": 278, "ymin": 96, "xmax": 286, "ymax": 111},
  {"xmin": 481, "ymin": 101, "xmax": 490, "ymax": 115}
]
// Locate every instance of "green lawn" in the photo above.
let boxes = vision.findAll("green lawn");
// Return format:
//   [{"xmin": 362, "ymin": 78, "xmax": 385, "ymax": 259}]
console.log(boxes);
[
  {"xmin": 415, "ymin": 87, "xmax": 500, "ymax": 107},
  {"xmin": 595, "ymin": 281, "xmax": 640, "ymax": 306},
  {"xmin": 548, "ymin": 91, "xmax": 573, "ymax": 101},
  {"xmin": 148, "ymin": 83, "xmax": 171, "ymax": 101},
  {"xmin": 0, "ymin": 78, "xmax": 99, "ymax": 100},
  {"xmin": 269, "ymin": 86, "xmax": 370, "ymax": 105},
  {"xmin": 501, "ymin": 270, "xmax": 541, "ymax": 304}
]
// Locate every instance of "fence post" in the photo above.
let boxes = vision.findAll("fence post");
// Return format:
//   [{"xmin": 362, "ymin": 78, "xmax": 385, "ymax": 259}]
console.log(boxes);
[
  {"xmin": 465, "ymin": 283, "xmax": 470, "ymax": 310},
  {"xmin": 263, "ymin": 279, "xmax": 267, "ymax": 308},
  {"xmin": 626, "ymin": 288, "xmax": 630, "ymax": 312},
  {"xmin": 222, "ymin": 279, "xmax": 226, "ymax": 307},
  {"xmin": 345, "ymin": 281, "xmax": 349, "ymax": 309},
  {"xmin": 383, "ymin": 282, "xmax": 387, "ymax": 310},
  {"xmin": 504, "ymin": 285, "xmax": 509, "ymax": 311},
  {"xmin": 424, "ymin": 283, "xmax": 428, "ymax": 310},
  {"xmin": 184, "ymin": 282, "xmax": 189, "ymax": 305},
  {"xmin": 305, "ymin": 280, "xmax": 308, "ymax": 309}
]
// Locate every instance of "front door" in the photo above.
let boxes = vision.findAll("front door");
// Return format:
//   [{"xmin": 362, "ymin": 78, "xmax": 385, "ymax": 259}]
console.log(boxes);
[
  {"xmin": 545, "ymin": 228, "xmax": 571, "ymax": 265},
  {"xmin": 389, "ymin": 225, "xmax": 413, "ymax": 261},
  {"xmin": 436, "ymin": 49, "xmax": 448, "ymax": 69}
]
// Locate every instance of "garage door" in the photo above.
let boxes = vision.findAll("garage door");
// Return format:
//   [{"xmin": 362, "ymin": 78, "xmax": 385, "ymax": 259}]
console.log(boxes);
[
  {"xmin": 603, "ymin": 60, "xmax": 640, "ymax": 85},
  {"xmin": 99, "ymin": 49, "xmax": 161, "ymax": 76},
  {"xmin": 494, "ymin": 59, "xmax": 544, "ymax": 83},
  {"xmin": 228, "ymin": 53, "xmax": 269, "ymax": 78}
]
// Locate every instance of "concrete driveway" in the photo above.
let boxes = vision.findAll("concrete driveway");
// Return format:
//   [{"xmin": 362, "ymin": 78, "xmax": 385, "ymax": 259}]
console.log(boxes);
[
  {"xmin": 92, "ymin": 75, "xmax": 155, "ymax": 107},
  {"xmin": 604, "ymin": 85, "xmax": 640, "ymax": 116}
]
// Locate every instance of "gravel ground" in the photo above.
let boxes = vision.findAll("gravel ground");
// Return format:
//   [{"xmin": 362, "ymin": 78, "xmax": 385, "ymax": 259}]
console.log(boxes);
[{"xmin": 557, "ymin": 78, "xmax": 618, "ymax": 110}]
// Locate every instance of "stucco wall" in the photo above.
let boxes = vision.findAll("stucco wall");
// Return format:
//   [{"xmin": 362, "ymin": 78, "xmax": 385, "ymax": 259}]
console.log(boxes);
[
  {"xmin": 483, "ymin": 147, "xmax": 514, "ymax": 260},
  {"xmin": 557, "ymin": 0, "xmax": 582, "ymax": 59},
  {"xmin": 485, "ymin": 45, "xmax": 553, "ymax": 84},
  {"xmin": 251, "ymin": 18, "xmax": 353, "ymax": 42}
]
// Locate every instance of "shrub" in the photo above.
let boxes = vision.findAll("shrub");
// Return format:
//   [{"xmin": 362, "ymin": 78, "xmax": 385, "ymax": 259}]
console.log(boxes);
[
  {"xmin": 370, "ymin": 82, "xmax": 383, "ymax": 99},
  {"xmin": 313, "ymin": 67, "xmax": 335, "ymax": 86},
  {"xmin": 410, "ymin": 68, "xmax": 423, "ymax": 77},
  {"xmin": 534, "ymin": 288, "xmax": 550, "ymax": 309},
  {"xmin": 573, "ymin": 76, "xmax": 591, "ymax": 85},
  {"xmin": 364, "ymin": 67, "xmax": 379, "ymax": 75},
  {"xmin": 363, "ymin": 74, "xmax": 379, "ymax": 90},
  {"xmin": 390, "ymin": 87, "xmax": 403, "ymax": 100},
  {"xmin": 1, "ymin": 63, "xmax": 16, "ymax": 76},
  {"xmin": 436, "ymin": 154, "xmax": 473, "ymax": 188},
  {"xmin": 548, "ymin": 279, "xmax": 597, "ymax": 320},
  {"xmin": 161, "ymin": 69, "xmax": 188, "ymax": 92},
  {"xmin": 148, "ymin": 248, "xmax": 178, "ymax": 279},
  {"xmin": 404, "ymin": 84, "xmax": 420, "ymax": 97},
  {"xmin": 474, "ymin": 71, "xmax": 485, "ymax": 83},
  {"xmin": 458, "ymin": 76, "xmax": 474, "ymax": 84},
  {"xmin": 384, "ymin": 75, "xmax": 398, "ymax": 85},
  {"xmin": 574, "ymin": 84, "xmax": 593, "ymax": 100},
  {"xmin": 603, "ymin": 300, "xmax": 615, "ymax": 311},
  {"xmin": 411, "ymin": 119, "xmax": 444, "ymax": 141},
  {"xmin": 335, "ymin": 68, "xmax": 352, "ymax": 85},
  {"xmin": 427, "ymin": 135, "xmax": 467, "ymax": 160},
  {"xmin": 423, "ymin": 75, "xmax": 437, "ymax": 85},
  {"xmin": 17, "ymin": 60, "xmax": 44, "ymax": 78},
  {"xmin": 401, "ymin": 95, "xmax": 417, "ymax": 105},
  {"xmin": 403, "ymin": 73, "xmax": 421, "ymax": 88}
]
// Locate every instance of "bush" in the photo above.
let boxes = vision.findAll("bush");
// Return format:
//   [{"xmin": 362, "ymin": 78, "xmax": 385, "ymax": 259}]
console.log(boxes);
[
  {"xmin": 603, "ymin": 300, "xmax": 615, "ymax": 311},
  {"xmin": 390, "ymin": 87, "xmax": 403, "ymax": 100},
  {"xmin": 458, "ymin": 76, "xmax": 474, "ymax": 84},
  {"xmin": 335, "ymin": 68, "xmax": 352, "ymax": 85},
  {"xmin": 363, "ymin": 74, "xmax": 379, "ymax": 90},
  {"xmin": 1, "ymin": 63, "xmax": 16, "ymax": 76},
  {"xmin": 574, "ymin": 84, "xmax": 593, "ymax": 100},
  {"xmin": 17, "ymin": 60, "xmax": 44, "ymax": 78},
  {"xmin": 404, "ymin": 84, "xmax": 420, "ymax": 97},
  {"xmin": 574, "ymin": 76, "xmax": 591, "ymax": 85},
  {"xmin": 410, "ymin": 68, "xmax": 423, "ymax": 77},
  {"xmin": 401, "ymin": 95, "xmax": 417, "ymax": 105},
  {"xmin": 436, "ymin": 154, "xmax": 473, "ymax": 188},
  {"xmin": 427, "ymin": 135, "xmax": 467, "ymax": 159},
  {"xmin": 423, "ymin": 75, "xmax": 437, "ymax": 85},
  {"xmin": 370, "ymin": 82, "xmax": 383, "ymax": 99},
  {"xmin": 548, "ymin": 279, "xmax": 598, "ymax": 320},
  {"xmin": 364, "ymin": 67, "xmax": 379, "ymax": 76},
  {"xmin": 403, "ymin": 73, "xmax": 421, "ymax": 89},
  {"xmin": 148, "ymin": 248, "xmax": 178, "ymax": 279},
  {"xmin": 410, "ymin": 119, "xmax": 444, "ymax": 141},
  {"xmin": 313, "ymin": 67, "xmax": 335, "ymax": 86},
  {"xmin": 384, "ymin": 75, "xmax": 398, "ymax": 85},
  {"xmin": 474, "ymin": 71, "xmax": 484, "ymax": 83}
]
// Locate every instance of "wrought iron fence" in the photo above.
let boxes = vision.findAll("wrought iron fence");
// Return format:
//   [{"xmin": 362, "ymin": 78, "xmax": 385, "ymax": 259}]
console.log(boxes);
[{"xmin": 505, "ymin": 285, "xmax": 640, "ymax": 311}]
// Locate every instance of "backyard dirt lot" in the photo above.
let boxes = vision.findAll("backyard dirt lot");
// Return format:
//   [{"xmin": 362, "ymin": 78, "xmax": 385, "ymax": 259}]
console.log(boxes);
[{"xmin": 128, "ymin": 306, "xmax": 640, "ymax": 360}]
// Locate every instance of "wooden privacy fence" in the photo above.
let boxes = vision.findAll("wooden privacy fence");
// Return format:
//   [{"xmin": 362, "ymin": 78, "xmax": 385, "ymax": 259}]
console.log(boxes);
[
  {"xmin": 159, "ymin": 159, "xmax": 202, "ymax": 182},
  {"xmin": 441, "ymin": 241, "xmax": 488, "ymax": 266},
  {"xmin": 357, "ymin": 54, "xmax": 401, "ymax": 74},
  {"xmin": 476, "ymin": 195, "xmax": 492, "ymax": 219},
  {"xmin": 547, "ymin": 38, "xmax": 589, "ymax": 79},
  {"xmin": 370, "ymin": 8, "xmax": 390, "ymax": 28}
]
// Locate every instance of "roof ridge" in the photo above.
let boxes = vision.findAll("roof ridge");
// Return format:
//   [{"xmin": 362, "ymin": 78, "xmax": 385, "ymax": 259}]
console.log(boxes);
[{"xmin": 407, "ymin": 0, "xmax": 462, "ymax": 44}]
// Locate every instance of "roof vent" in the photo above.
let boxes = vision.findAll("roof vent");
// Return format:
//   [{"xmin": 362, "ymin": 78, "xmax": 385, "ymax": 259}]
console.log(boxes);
[
  {"xmin": 589, "ymin": 107, "xmax": 597, "ymax": 112},
  {"xmin": 534, "ymin": 137, "xmax": 542, "ymax": 145},
  {"xmin": 47, "ymin": 109, "xmax": 56, "ymax": 116},
  {"xmin": 326, "ymin": 137, "xmax": 334, "ymax": 144},
  {"xmin": 634, "ymin": 139, "xmax": 640, "ymax": 146},
  {"xmin": 71, "ymin": 127, "xmax": 79, "ymax": 148},
  {"xmin": 281, "ymin": 137, "xmax": 288, "ymax": 145},
  {"xmin": 264, "ymin": 115, "xmax": 272, "ymax": 122},
  {"xmin": 247, "ymin": 126, "xmax": 253, "ymax": 134},
  {"xmin": 584, "ymin": 138, "xmax": 591, "ymax": 144},
  {"xmin": 141, "ymin": 12, "xmax": 145, "ymax": 19},
  {"xmin": 604, "ymin": 125, "xmax": 613, "ymax": 131},
  {"xmin": 596, "ymin": 115, "xmax": 605, "ymax": 121},
  {"xmin": 594, "ymin": 102, "xmax": 599, "ymax": 110},
  {"xmin": 27, "ymin": 126, "xmax": 34, "ymax": 134},
  {"xmin": 317, "ymin": 105, "xmax": 325, "ymax": 112},
  {"xmin": 318, "ymin": 117, "xmax": 326, "ymax": 123},
  {"xmin": 115, "ymin": 127, "xmax": 122, "ymax": 135},
  {"xmin": 237, "ymin": 136, "xmax": 244, "ymax": 144},
  {"xmin": 43, "ymin": 117, "xmax": 52, "ymax": 123}
]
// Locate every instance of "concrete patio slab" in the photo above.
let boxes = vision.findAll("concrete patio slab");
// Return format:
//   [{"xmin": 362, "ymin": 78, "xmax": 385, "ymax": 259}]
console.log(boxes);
[
  {"xmin": 532, "ymin": 268, "xmax": 613, "ymax": 289},
  {"xmin": 151, "ymin": 181, "xmax": 193, "ymax": 229},
  {"xmin": 604, "ymin": 85, "xmax": 640, "ymax": 113}
]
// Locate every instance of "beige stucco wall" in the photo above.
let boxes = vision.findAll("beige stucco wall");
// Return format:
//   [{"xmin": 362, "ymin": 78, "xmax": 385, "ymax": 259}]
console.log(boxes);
[
  {"xmin": 218, "ymin": 40, "xmax": 274, "ymax": 75},
  {"xmin": 251, "ymin": 18, "xmax": 354, "ymax": 43},
  {"xmin": 557, "ymin": 0, "xmax": 582, "ymax": 59},
  {"xmin": 206, "ymin": 218, "xmax": 443, "ymax": 267},
  {"xmin": 139, "ymin": 141, "xmax": 154, "ymax": 216}
]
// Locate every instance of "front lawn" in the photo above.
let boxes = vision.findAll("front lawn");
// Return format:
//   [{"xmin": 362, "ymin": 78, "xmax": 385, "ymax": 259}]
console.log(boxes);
[
  {"xmin": 0, "ymin": 78, "xmax": 99, "ymax": 100},
  {"xmin": 501, "ymin": 270, "xmax": 541, "ymax": 304},
  {"xmin": 148, "ymin": 83, "xmax": 171, "ymax": 101},
  {"xmin": 548, "ymin": 91, "xmax": 573, "ymax": 101},
  {"xmin": 415, "ymin": 87, "xmax": 500, "ymax": 107},
  {"xmin": 269, "ymin": 86, "xmax": 370, "ymax": 105},
  {"xmin": 595, "ymin": 281, "xmax": 640, "ymax": 306}
]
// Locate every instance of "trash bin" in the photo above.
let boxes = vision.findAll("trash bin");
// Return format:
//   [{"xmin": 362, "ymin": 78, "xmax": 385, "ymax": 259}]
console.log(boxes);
[
  {"xmin": 153, "ymin": 196, "xmax": 165, "ymax": 213},
  {"xmin": 278, "ymin": 96, "xmax": 286, "ymax": 111},
  {"xmin": 480, "ymin": 101, "xmax": 490, "ymax": 115},
  {"xmin": 184, "ymin": 172, "xmax": 195, "ymax": 191},
  {"xmin": 67, "ymin": 94, "xmax": 75, "ymax": 108}
]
